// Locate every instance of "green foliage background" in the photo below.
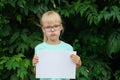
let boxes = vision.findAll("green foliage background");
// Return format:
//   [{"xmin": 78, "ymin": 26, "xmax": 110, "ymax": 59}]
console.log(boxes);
[{"xmin": 0, "ymin": 0, "xmax": 120, "ymax": 80}]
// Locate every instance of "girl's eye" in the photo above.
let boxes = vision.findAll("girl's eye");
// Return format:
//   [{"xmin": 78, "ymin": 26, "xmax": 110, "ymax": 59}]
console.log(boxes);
[
  {"xmin": 54, "ymin": 25, "xmax": 58, "ymax": 28},
  {"xmin": 54, "ymin": 25, "xmax": 59, "ymax": 28},
  {"xmin": 46, "ymin": 26, "xmax": 51, "ymax": 29}
]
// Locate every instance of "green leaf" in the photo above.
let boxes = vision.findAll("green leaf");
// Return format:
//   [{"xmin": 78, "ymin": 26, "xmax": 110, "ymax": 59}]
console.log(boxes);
[
  {"xmin": 9, "ymin": 32, "xmax": 20, "ymax": 44},
  {"xmin": 79, "ymin": 2, "xmax": 90, "ymax": 16},
  {"xmin": 0, "ymin": 56, "xmax": 9, "ymax": 65},
  {"xmin": 51, "ymin": 0, "xmax": 56, "ymax": 8},
  {"xmin": 99, "ymin": 7, "xmax": 111, "ymax": 22},
  {"xmin": 29, "ymin": 5, "xmax": 39, "ymax": 14},
  {"xmin": 87, "ymin": 13, "xmax": 94, "ymax": 25},
  {"xmin": 107, "ymin": 30, "xmax": 120, "ymax": 57},
  {"xmin": 5, "ymin": 59, "xmax": 14, "ymax": 70},
  {"xmin": 13, "ymin": 54, "xmax": 24, "ymax": 62},
  {"xmin": 17, "ymin": 66, "xmax": 27, "ymax": 79},
  {"xmin": 0, "ymin": 25, "xmax": 11, "ymax": 37},
  {"xmin": 110, "ymin": 6, "xmax": 120, "ymax": 21},
  {"xmin": 16, "ymin": 15, "xmax": 22, "ymax": 23},
  {"xmin": 21, "ymin": 33, "xmax": 28, "ymax": 43},
  {"xmin": 78, "ymin": 66, "xmax": 89, "ymax": 78},
  {"xmin": 16, "ymin": 43, "xmax": 28, "ymax": 53},
  {"xmin": 23, "ymin": 59, "xmax": 30, "ymax": 68},
  {"xmin": 24, "ymin": 5, "xmax": 29, "ymax": 15},
  {"xmin": 0, "ymin": 2, "xmax": 4, "ymax": 8},
  {"xmin": 115, "ymin": 70, "xmax": 120, "ymax": 80},
  {"xmin": 5, "ymin": 54, "xmax": 24, "ymax": 70},
  {"xmin": 8, "ymin": 0, "xmax": 16, "ymax": 7},
  {"xmin": 17, "ymin": 0, "xmax": 26, "ymax": 8},
  {"xmin": 117, "ymin": 15, "xmax": 120, "ymax": 23},
  {"xmin": 10, "ymin": 74, "xmax": 19, "ymax": 80},
  {"xmin": 5, "ymin": 59, "xmax": 18, "ymax": 70}
]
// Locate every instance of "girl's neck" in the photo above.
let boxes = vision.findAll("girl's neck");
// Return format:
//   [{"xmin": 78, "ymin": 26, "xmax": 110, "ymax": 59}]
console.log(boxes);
[{"xmin": 46, "ymin": 40, "xmax": 60, "ymax": 45}]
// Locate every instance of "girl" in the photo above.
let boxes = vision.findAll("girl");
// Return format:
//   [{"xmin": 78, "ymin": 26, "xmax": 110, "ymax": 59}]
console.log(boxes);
[{"xmin": 32, "ymin": 11, "xmax": 82, "ymax": 80}]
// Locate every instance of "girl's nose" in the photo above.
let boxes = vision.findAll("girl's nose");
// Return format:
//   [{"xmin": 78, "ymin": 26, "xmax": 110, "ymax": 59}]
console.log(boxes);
[{"xmin": 51, "ymin": 28, "xmax": 55, "ymax": 31}]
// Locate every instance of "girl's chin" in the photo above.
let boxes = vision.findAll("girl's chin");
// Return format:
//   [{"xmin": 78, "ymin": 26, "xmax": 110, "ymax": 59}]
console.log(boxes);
[
  {"xmin": 50, "ymin": 37, "xmax": 58, "ymax": 41},
  {"xmin": 50, "ymin": 38, "xmax": 57, "ymax": 41}
]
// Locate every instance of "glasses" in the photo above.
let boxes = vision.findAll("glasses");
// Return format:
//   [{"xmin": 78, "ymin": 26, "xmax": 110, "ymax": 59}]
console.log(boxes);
[{"xmin": 43, "ymin": 25, "xmax": 61, "ymax": 32}]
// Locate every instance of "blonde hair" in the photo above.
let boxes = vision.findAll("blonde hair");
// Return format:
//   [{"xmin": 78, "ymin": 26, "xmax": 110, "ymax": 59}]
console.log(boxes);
[{"xmin": 40, "ymin": 11, "xmax": 64, "ymax": 42}]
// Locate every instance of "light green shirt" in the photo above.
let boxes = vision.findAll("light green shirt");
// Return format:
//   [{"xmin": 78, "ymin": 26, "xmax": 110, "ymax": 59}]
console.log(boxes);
[{"xmin": 35, "ymin": 41, "xmax": 73, "ymax": 80}]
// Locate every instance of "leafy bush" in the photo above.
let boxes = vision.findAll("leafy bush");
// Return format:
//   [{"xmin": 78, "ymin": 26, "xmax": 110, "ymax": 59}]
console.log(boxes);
[{"xmin": 0, "ymin": 0, "xmax": 120, "ymax": 80}]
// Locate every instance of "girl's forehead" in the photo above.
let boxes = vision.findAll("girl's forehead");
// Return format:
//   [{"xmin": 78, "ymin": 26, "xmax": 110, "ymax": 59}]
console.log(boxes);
[{"xmin": 43, "ymin": 20, "xmax": 60, "ymax": 27}]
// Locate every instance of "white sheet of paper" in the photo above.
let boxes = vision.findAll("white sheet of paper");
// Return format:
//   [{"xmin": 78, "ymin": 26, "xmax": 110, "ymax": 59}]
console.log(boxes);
[{"xmin": 36, "ymin": 50, "xmax": 76, "ymax": 79}]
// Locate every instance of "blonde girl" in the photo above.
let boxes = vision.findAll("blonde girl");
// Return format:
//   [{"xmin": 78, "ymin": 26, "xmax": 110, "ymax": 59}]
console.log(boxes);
[{"xmin": 32, "ymin": 11, "xmax": 82, "ymax": 80}]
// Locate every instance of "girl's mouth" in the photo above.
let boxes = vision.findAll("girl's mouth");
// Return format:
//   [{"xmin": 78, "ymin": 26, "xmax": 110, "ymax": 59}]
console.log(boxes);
[{"xmin": 51, "ymin": 33, "xmax": 56, "ymax": 36}]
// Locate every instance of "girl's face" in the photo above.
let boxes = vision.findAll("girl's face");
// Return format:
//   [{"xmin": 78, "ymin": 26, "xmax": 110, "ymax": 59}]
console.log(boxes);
[{"xmin": 42, "ymin": 22, "xmax": 63, "ymax": 42}]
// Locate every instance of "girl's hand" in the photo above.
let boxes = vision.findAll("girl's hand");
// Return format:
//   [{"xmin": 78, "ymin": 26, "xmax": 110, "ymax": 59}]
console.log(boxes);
[
  {"xmin": 32, "ymin": 55, "xmax": 39, "ymax": 67},
  {"xmin": 70, "ymin": 54, "xmax": 82, "ymax": 69}
]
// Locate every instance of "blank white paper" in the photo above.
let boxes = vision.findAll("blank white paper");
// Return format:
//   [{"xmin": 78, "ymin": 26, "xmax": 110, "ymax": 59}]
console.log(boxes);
[{"xmin": 36, "ymin": 50, "xmax": 76, "ymax": 79}]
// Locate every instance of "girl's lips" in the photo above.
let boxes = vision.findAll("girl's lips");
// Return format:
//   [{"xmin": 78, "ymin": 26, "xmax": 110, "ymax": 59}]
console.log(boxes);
[{"xmin": 51, "ymin": 33, "xmax": 56, "ymax": 36}]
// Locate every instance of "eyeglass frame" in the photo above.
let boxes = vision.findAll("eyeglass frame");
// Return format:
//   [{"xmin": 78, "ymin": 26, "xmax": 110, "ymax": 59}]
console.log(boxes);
[{"xmin": 42, "ymin": 24, "xmax": 61, "ymax": 32}]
